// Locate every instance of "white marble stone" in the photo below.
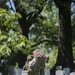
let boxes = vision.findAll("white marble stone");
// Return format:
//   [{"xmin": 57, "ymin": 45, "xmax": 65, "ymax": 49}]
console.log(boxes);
[
  {"xmin": 70, "ymin": 72, "xmax": 75, "ymax": 75},
  {"xmin": 9, "ymin": 66, "xmax": 23, "ymax": 75},
  {"xmin": 56, "ymin": 66, "xmax": 62, "ymax": 71},
  {"xmin": 22, "ymin": 70, "xmax": 28, "ymax": 75},
  {"xmin": 63, "ymin": 67, "xmax": 70, "ymax": 75},
  {"xmin": 0, "ymin": 72, "xmax": 2, "ymax": 75},
  {"xmin": 44, "ymin": 68, "xmax": 50, "ymax": 75},
  {"xmin": 55, "ymin": 70, "xmax": 64, "ymax": 75}
]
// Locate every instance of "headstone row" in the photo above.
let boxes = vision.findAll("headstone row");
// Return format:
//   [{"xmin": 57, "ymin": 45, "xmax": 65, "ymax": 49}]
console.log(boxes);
[
  {"xmin": 9, "ymin": 66, "xmax": 50, "ymax": 75},
  {"xmin": 56, "ymin": 66, "xmax": 75, "ymax": 75},
  {"xmin": 8, "ymin": 65, "xmax": 75, "ymax": 75}
]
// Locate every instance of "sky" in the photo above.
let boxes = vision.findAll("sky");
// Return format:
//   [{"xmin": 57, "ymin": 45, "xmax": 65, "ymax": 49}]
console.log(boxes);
[{"xmin": 6, "ymin": 0, "xmax": 16, "ymax": 12}]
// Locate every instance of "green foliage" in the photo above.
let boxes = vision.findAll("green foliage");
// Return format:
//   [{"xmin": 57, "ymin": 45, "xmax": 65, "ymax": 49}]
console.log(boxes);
[
  {"xmin": 28, "ymin": 2, "xmax": 59, "ymax": 68},
  {"xmin": 45, "ymin": 46, "xmax": 58, "ymax": 69},
  {"xmin": 0, "ymin": 0, "xmax": 8, "ymax": 9},
  {"xmin": 0, "ymin": 8, "xmax": 31, "ymax": 58},
  {"xmin": 73, "ymin": 45, "xmax": 75, "ymax": 60},
  {"xmin": 13, "ymin": 0, "xmax": 59, "ymax": 69},
  {"xmin": 71, "ymin": 8, "xmax": 75, "ymax": 61},
  {"xmin": 1, "ymin": 0, "xmax": 75, "ymax": 71},
  {"xmin": 29, "ymin": 2, "xmax": 59, "ymax": 47},
  {"xmin": 14, "ymin": 0, "xmax": 46, "ymax": 12}
]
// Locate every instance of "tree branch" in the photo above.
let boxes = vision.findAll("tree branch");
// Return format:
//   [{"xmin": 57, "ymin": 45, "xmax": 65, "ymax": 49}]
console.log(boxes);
[
  {"xmin": 9, "ymin": 0, "xmax": 15, "ymax": 12},
  {"xmin": 31, "ymin": 39, "xmax": 50, "ymax": 47}
]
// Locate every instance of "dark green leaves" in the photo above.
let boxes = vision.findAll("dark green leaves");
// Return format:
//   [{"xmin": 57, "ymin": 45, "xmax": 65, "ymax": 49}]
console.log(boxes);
[{"xmin": 0, "ymin": 8, "xmax": 31, "ymax": 57}]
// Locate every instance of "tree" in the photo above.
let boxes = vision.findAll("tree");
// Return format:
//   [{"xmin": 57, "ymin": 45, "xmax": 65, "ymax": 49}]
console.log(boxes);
[
  {"xmin": 50, "ymin": 1, "xmax": 74, "ymax": 74},
  {"xmin": 0, "ymin": 8, "xmax": 32, "ymax": 75},
  {"xmin": 0, "ymin": 0, "xmax": 50, "ymax": 68},
  {"xmin": 11, "ymin": 0, "xmax": 75, "ymax": 70},
  {"xmin": 0, "ymin": 0, "xmax": 75, "ymax": 72},
  {"xmin": 29, "ymin": 3, "xmax": 58, "ymax": 47},
  {"xmin": 13, "ymin": 0, "xmax": 46, "ymax": 37}
]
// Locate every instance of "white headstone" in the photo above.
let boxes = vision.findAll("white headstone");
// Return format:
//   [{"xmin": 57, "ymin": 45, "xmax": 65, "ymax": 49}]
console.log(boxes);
[
  {"xmin": 44, "ymin": 68, "xmax": 50, "ymax": 75},
  {"xmin": 63, "ymin": 67, "xmax": 70, "ymax": 75},
  {"xmin": 0, "ymin": 72, "xmax": 2, "ymax": 75},
  {"xmin": 56, "ymin": 66, "xmax": 62, "ymax": 71},
  {"xmin": 9, "ymin": 66, "xmax": 15, "ymax": 75},
  {"xmin": 9, "ymin": 66, "xmax": 23, "ymax": 75},
  {"xmin": 55, "ymin": 70, "xmax": 64, "ymax": 75},
  {"xmin": 16, "ymin": 68, "xmax": 23, "ymax": 75},
  {"xmin": 22, "ymin": 70, "xmax": 28, "ymax": 75},
  {"xmin": 70, "ymin": 72, "xmax": 75, "ymax": 75}
]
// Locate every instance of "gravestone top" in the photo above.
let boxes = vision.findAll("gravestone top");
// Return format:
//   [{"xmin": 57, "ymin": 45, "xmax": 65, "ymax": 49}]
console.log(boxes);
[
  {"xmin": 0, "ymin": 72, "xmax": 2, "ymax": 75},
  {"xmin": 70, "ymin": 72, "xmax": 75, "ymax": 75},
  {"xmin": 56, "ymin": 66, "xmax": 62, "ymax": 71},
  {"xmin": 63, "ymin": 67, "xmax": 70, "ymax": 75},
  {"xmin": 55, "ymin": 70, "xmax": 64, "ymax": 75}
]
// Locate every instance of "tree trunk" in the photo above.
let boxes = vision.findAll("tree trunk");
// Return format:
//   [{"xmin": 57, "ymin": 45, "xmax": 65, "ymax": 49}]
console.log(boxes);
[
  {"xmin": 57, "ymin": 1, "xmax": 73, "ymax": 69},
  {"xmin": 15, "ymin": 12, "xmax": 31, "ymax": 68},
  {"xmin": 18, "ymin": 12, "xmax": 31, "ymax": 38},
  {"xmin": 51, "ymin": 1, "xmax": 74, "ymax": 74}
]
